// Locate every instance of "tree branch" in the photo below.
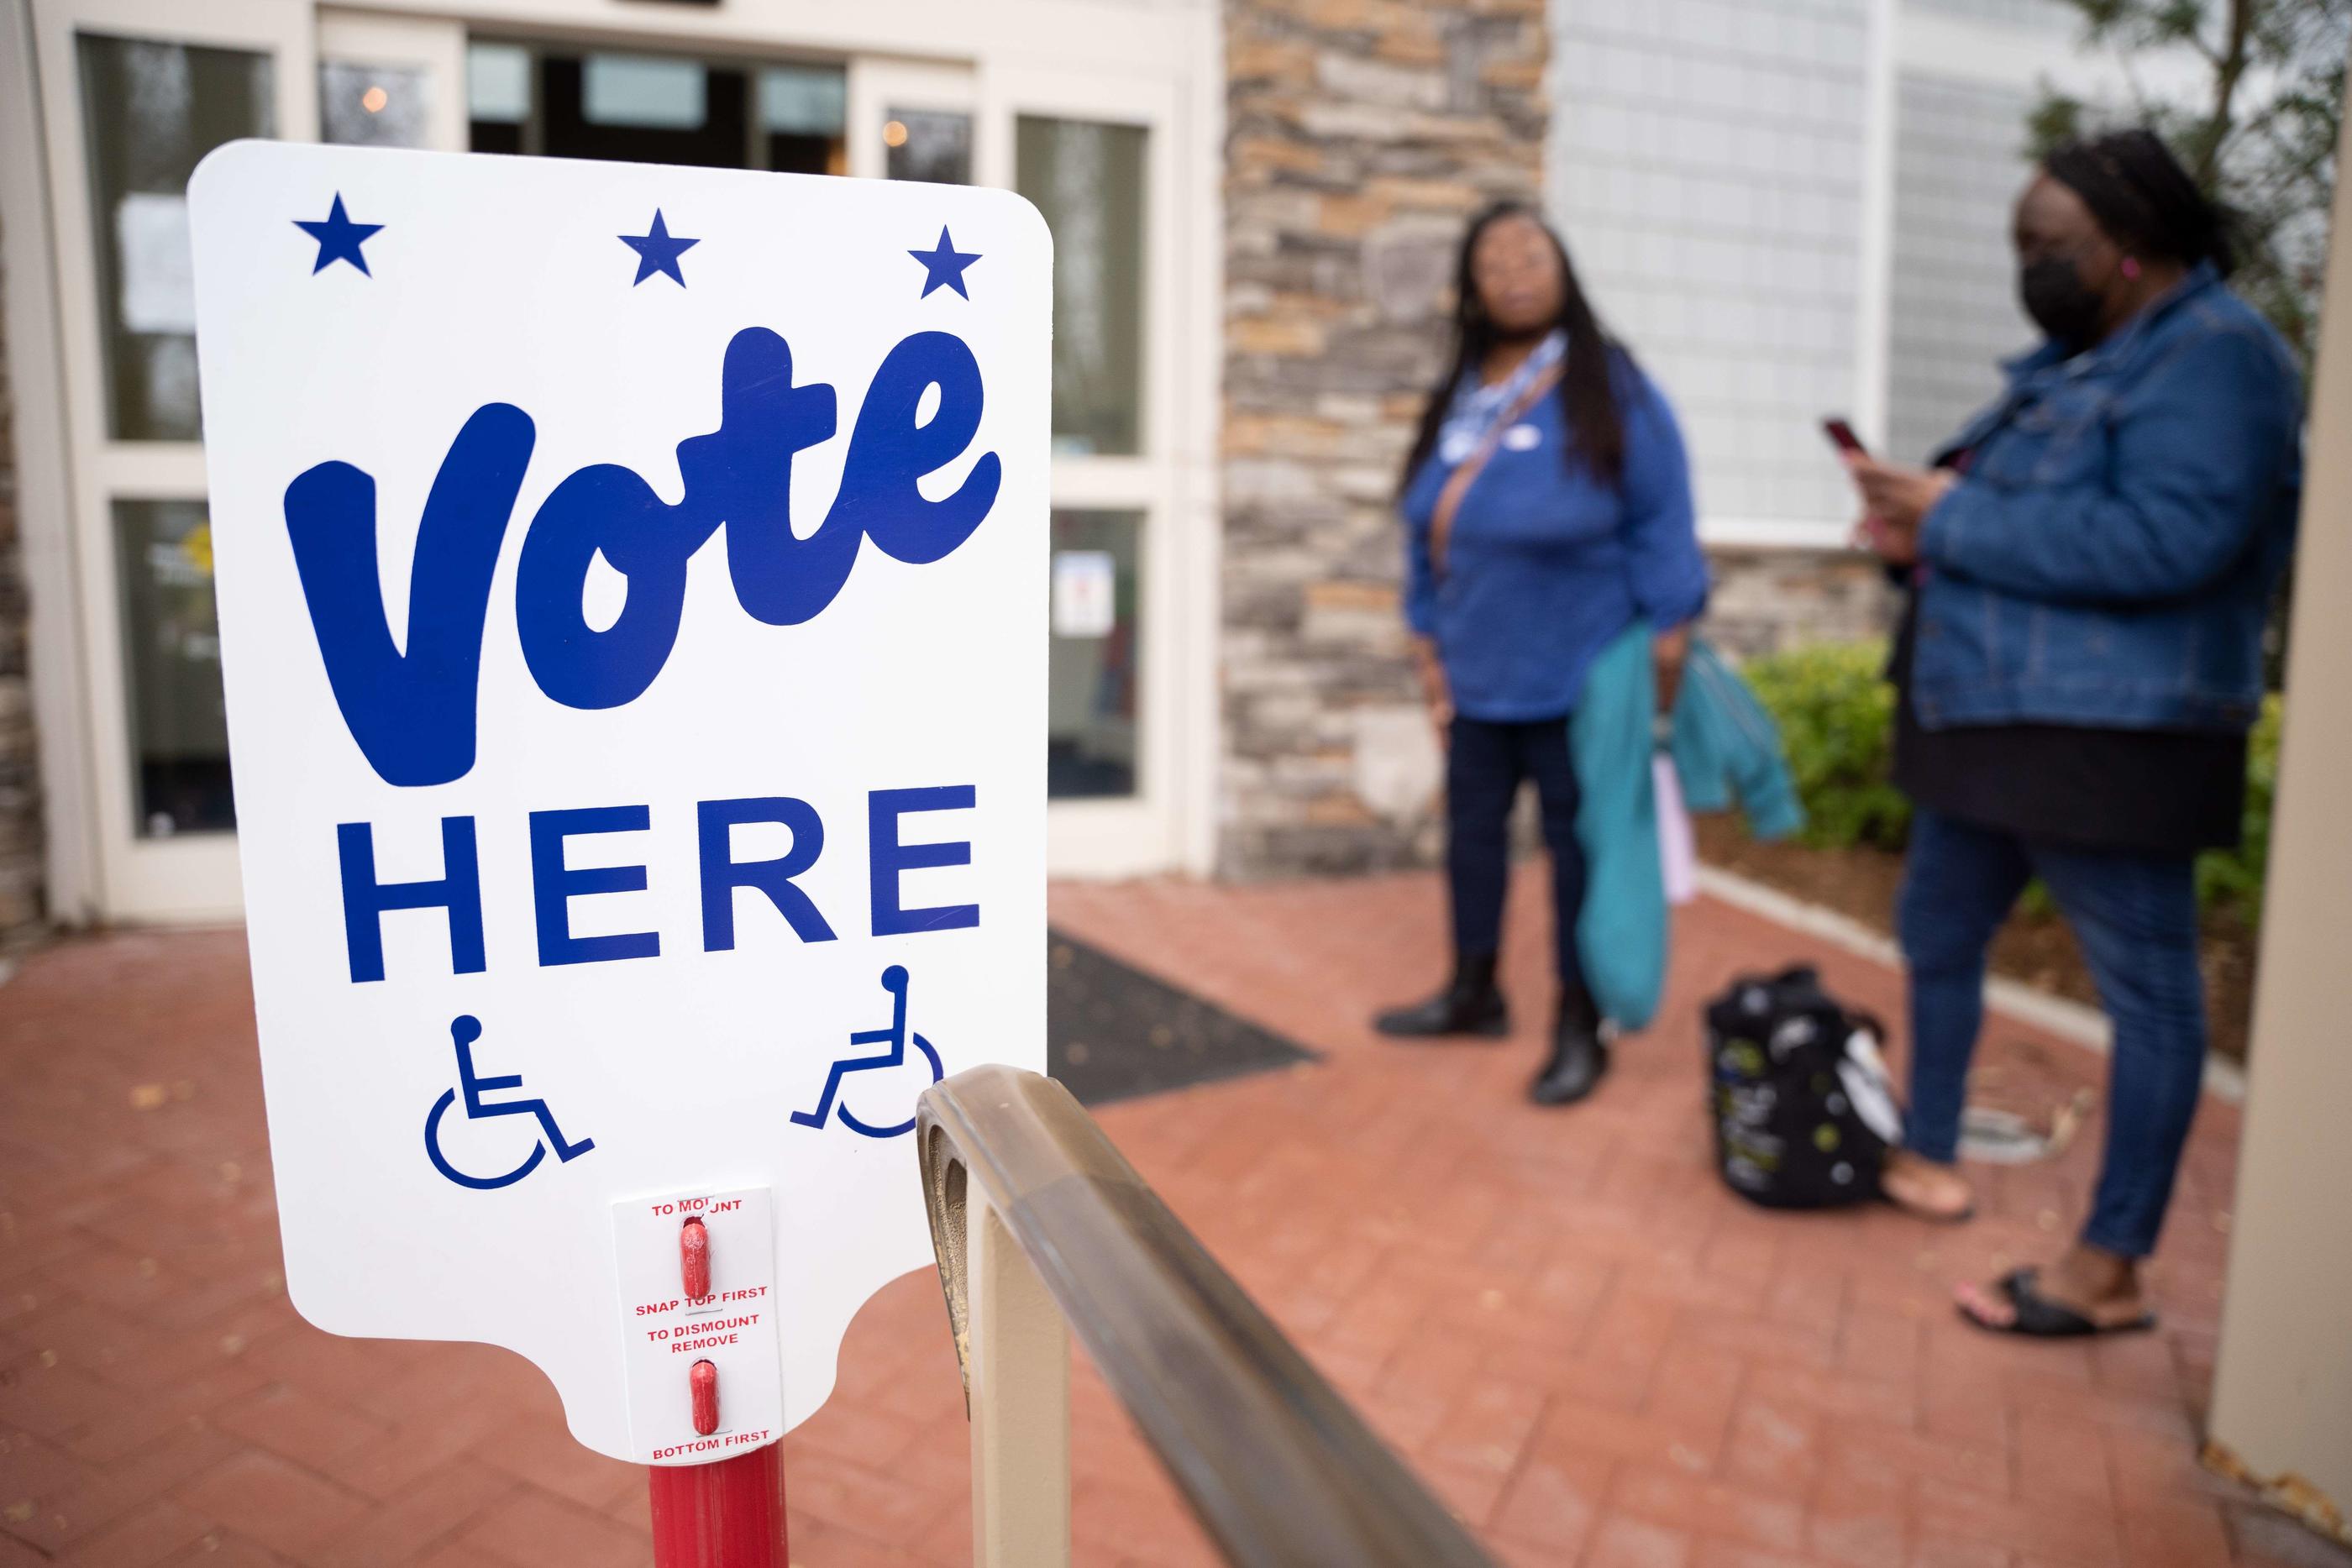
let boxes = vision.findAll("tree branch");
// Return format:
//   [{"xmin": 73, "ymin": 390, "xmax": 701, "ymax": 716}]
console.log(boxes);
[{"xmin": 2200, "ymin": 0, "xmax": 2257, "ymax": 185}]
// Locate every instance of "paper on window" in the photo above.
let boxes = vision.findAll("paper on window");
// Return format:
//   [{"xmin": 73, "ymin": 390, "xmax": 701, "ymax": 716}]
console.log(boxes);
[
  {"xmin": 1053, "ymin": 549, "xmax": 1116, "ymax": 637},
  {"xmin": 117, "ymin": 193, "xmax": 197, "ymax": 335}
]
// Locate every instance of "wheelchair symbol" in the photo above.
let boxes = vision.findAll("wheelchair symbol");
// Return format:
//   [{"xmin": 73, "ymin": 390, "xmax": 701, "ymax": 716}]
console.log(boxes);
[
  {"xmin": 790, "ymin": 966, "xmax": 943, "ymax": 1139},
  {"xmin": 423, "ymin": 1015, "xmax": 596, "ymax": 1191}
]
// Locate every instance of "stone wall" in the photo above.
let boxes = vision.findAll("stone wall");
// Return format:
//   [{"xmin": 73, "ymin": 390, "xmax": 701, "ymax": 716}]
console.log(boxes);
[
  {"xmin": 1220, "ymin": 0, "xmax": 1549, "ymax": 877},
  {"xmin": 0, "ymin": 223, "xmax": 43, "ymax": 941},
  {"xmin": 1701, "ymin": 547, "xmax": 1897, "ymax": 660}
]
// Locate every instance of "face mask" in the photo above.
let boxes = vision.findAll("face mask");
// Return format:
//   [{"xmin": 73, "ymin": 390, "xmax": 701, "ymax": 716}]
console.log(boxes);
[{"xmin": 2019, "ymin": 255, "xmax": 2103, "ymax": 348}]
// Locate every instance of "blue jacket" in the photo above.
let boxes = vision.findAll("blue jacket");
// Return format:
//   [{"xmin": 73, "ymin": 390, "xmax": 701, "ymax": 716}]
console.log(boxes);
[
  {"xmin": 1912, "ymin": 262, "xmax": 2302, "ymax": 733},
  {"xmin": 1572, "ymin": 624, "xmax": 1803, "ymax": 1030},
  {"xmin": 1400, "ymin": 361, "xmax": 1709, "ymax": 721}
]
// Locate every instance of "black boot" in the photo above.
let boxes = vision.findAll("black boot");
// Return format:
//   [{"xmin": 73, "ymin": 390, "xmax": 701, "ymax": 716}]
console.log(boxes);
[
  {"xmin": 1530, "ymin": 985, "xmax": 1609, "ymax": 1104},
  {"xmin": 1373, "ymin": 954, "xmax": 1509, "ymax": 1040}
]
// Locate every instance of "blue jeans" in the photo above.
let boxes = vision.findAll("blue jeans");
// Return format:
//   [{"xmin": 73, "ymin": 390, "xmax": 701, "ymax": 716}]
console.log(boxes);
[
  {"xmin": 1897, "ymin": 808, "xmax": 2207, "ymax": 1259},
  {"xmin": 1447, "ymin": 714, "xmax": 1588, "ymax": 994}
]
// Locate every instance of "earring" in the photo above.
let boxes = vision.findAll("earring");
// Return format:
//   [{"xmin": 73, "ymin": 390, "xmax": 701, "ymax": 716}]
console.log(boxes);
[{"xmin": 2121, "ymin": 256, "xmax": 2142, "ymax": 280}]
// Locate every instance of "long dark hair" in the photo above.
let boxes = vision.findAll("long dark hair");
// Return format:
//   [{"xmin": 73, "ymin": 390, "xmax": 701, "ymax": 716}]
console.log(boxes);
[
  {"xmin": 2044, "ymin": 129, "xmax": 2238, "ymax": 278},
  {"xmin": 1398, "ymin": 202, "xmax": 1630, "ymax": 497}
]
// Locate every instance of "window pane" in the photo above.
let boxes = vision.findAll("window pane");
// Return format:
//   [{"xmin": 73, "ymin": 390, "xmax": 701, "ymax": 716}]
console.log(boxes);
[
  {"xmin": 321, "ymin": 60, "xmax": 433, "ymax": 149},
  {"xmin": 1016, "ymin": 117, "xmax": 1145, "ymax": 455},
  {"xmin": 77, "ymin": 35, "xmax": 274, "ymax": 442},
  {"xmin": 1048, "ymin": 511, "xmax": 1142, "ymax": 800},
  {"xmin": 468, "ymin": 42, "xmax": 530, "ymax": 121},
  {"xmin": 537, "ymin": 55, "xmax": 748, "ymax": 169},
  {"xmin": 467, "ymin": 40, "xmax": 530, "ymax": 155},
  {"xmin": 583, "ymin": 54, "xmax": 705, "ymax": 129},
  {"xmin": 761, "ymin": 65, "xmax": 844, "ymax": 135},
  {"xmin": 884, "ymin": 108, "xmax": 969, "ymax": 185},
  {"xmin": 114, "ymin": 501, "xmax": 233, "ymax": 836},
  {"xmin": 760, "ymin": 64, "xmax": 846, "ymax": 176}
]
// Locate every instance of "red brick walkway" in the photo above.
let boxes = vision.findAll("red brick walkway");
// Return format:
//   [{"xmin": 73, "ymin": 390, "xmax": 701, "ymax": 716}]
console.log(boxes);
[{"xmin": 1, "ymin": 876, "xmax": 2339, "ymax": 1567}]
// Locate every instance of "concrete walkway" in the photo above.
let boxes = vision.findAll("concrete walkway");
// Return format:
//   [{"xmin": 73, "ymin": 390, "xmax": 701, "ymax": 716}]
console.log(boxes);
[{"xmin": 0, "ymin": 874, "xmax": 2335, "ymax": 1568}]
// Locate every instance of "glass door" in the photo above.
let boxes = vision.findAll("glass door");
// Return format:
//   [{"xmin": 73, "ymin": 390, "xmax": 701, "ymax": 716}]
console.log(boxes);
[
  {"xmin": 316, "ymin": 10, "xmax": 465, "ymax": 154},
  {"xmin": 985, "ymin": 68, "xmax": 1193, "ymax": 876},
  {"xmin": 29, "ymin": 0, "xmax": 318, "ymax": 920},
  {"xmin": 847, "ymin": 57, "xmax": 976, "ymax": 184}
]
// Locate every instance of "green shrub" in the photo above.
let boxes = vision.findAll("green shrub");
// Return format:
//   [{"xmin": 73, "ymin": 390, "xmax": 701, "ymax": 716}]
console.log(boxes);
[
  {"xmin": 2195, "ymin": 692, "xmax": 2281, "ymax": 928},
  {"xmin": 1738, "ymin": 642, "xmax": 2281, "ymax": 926},
  {"xmin": 1738, "ymin": 640, "xmax": 1911, "ymax": 852}
]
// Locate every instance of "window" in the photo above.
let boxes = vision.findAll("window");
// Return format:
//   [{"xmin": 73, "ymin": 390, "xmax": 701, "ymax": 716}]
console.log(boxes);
[
  {"xmin": 1016, "ymin": 116, "xmax": 1145, "ymax": 455},
  {"xmin": 465, "ymin": 43, "xmax": 846, "ymax": 175},
  {"xmin": 76, "ymin": 34, "xmax": 273, "ymax": 441},
  {"xmin": 883, "ymin": 108, "xmax": 970, "ymax": 185},
  {"xmin": 114, "ymin": 501, "xmax": 233, "ymax": 835},
  {"xmin": 467, "ymin": 40, "xmax": 531, "ymax": 154},
  {"xmin": 1048, "ymin": 511, "xmax": 1143, "ymax": 799},
  {"xmin": 320, "ymin": 60, "xmax": 433, "ymax": 149},
  {"xmin": 762, "ymin": 65, "xmax": 848, "ymax": 176}
]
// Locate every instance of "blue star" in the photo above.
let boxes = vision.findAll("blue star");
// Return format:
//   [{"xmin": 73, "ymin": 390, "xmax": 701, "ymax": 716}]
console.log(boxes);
[
  {"xmin": 619, "ymin": 210, "xmax": 700, "ymax": 288},
  {"xmin": 293, "ymin": 193, "xmax": 383, "ymax": 276},
  {"xmin": 907, "ymin": 228, "xmax": 981, "ymax": 299}
]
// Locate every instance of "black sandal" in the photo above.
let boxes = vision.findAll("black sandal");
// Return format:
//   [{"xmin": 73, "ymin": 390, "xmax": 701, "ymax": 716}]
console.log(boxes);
[{"xmin": 1961, "ymin": 1267, "xmax": 2158, "ymax": 1338}]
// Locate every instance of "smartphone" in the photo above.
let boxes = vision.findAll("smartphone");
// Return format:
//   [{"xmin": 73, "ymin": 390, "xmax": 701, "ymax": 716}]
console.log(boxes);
[{"xmin": 1821, "ymin": 416, "xmax": 1867, "ymax": 458}]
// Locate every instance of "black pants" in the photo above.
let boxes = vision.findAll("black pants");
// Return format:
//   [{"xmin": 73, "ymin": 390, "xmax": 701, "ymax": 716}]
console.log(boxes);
[{"xmin": 1446, "ymin": 714, "xmax": 1589, "ymax": 995}]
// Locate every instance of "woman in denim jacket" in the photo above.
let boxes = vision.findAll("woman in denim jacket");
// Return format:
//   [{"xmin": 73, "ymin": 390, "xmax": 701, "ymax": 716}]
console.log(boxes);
[{"xmin": 1847, "ymin": 131, "xmax": 2302, "ymax": 1337}]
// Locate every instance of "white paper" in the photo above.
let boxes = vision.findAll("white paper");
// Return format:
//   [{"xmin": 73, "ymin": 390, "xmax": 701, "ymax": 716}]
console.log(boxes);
[
  {"xmin": 117, "ymin": 192, "xmax": 197, "ymax": 334},
  {"xmin": 1052, "ymin": 548, "xmax": 1116, "ymax": 637},
  {"xmin": 1655, "ymin": 753, "xmax": 1696, "ymax": 905}
]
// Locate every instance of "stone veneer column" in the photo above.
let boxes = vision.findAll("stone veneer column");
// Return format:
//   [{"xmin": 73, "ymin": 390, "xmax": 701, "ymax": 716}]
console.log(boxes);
[
  {"xmin": 1221, "ymin": 0, "xmax": 1548, "ymax": 878},
  {"xmin": 0, "ymin": 223, "xmax": 43, "ymax": 941}
]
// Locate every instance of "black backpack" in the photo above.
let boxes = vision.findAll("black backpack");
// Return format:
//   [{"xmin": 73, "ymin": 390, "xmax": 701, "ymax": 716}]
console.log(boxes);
[{"xmin": 1703, "ymin": 966, "xmax": 1902, "ymax": 1209}]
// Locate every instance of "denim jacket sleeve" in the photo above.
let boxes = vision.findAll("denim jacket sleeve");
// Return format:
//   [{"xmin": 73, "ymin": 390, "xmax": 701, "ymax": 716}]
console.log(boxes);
[
  {"xmin": 1919, "ymin": 324, "xmax": 2299, "ymax": 605},
  {"xmin": 1619, "ymin": 373, "xmax": 1709, "ymax": 627}
]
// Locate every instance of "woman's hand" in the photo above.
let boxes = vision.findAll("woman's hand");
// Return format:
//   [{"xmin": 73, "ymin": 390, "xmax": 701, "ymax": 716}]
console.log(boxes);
[
  {"xmin": 1653, "ymin": 622, "xmax": 1692, "ymax": 719},
  {"xmin": 1410, "ymin": 636, "xmax": 1452, "ymax": 745},
  {"xmin": 1845, "ymin": 454, "xmax": 1956, "ymax": 566}
]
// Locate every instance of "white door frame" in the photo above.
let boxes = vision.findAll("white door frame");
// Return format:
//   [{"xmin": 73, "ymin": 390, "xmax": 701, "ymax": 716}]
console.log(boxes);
[
  {"xmin": 1, "ymin": 0, "xmax": 101, "ymax": 922},
  {"xmin": 28, "ymin": 0, "xmax": 318, "ymax": 922},
  {"xmin": 984, "ymin": 63, "xmax": 1198, "ymax": 878}
]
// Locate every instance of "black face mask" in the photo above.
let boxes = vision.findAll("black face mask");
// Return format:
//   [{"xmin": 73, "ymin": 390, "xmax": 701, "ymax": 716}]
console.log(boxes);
[{"xmin": 2019, "ymin": 255, "xmax": 2103, "ymax": 349}]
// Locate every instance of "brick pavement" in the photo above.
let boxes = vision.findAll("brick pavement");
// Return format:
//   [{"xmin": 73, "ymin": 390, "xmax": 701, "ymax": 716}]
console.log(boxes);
[{"xmin": 2, "ymin": 876, "xmax": 2342, "ymax": 1568}]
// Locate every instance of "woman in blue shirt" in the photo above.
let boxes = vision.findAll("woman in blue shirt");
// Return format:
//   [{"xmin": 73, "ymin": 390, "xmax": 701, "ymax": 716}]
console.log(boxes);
[
  {"xmin": 1373, "ymin": 203, "xmax": 1709, "ymax": 1106},
  {"xmin": 1847, "ymin": 132, "xmax": 2301, "ymax": 1337}
]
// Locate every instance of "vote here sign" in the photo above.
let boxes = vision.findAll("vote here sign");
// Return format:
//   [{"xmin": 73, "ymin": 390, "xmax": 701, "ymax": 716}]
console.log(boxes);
[{"xmin": 186, "ymin": 141, "xmax": 1047, "ymax": 1462}]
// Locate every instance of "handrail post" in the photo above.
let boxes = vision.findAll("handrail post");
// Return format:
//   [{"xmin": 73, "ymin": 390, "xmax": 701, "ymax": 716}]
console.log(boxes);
[
  {"xmin": 920, "ymin": 1067, "xmax": 1496, "ymax": 1566},
  {"xmin": 968, "ymin": 1194, "xmax": 1071, "ymax": 1566}
]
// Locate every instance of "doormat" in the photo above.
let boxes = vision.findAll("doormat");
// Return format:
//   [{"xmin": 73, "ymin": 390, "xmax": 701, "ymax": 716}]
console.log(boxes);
[{"xmin": 1047, "ymin": 931, "xmax": 1319, "ymax": 1107}]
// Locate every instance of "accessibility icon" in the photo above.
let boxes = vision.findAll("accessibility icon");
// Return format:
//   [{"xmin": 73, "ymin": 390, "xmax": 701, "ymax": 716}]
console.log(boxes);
[
  {"xmin": 791, "ymin": 967, "xmax": 944, "ymax": 1139},
  {"xmin": 424, "ymin": 1015, "xmax": 596, "ymax": 1190}
]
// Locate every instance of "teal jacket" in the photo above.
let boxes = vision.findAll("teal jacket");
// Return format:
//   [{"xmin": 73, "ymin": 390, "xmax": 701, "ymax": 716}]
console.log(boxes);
[{"xmin": 1570, "ymin": 624, "xmax": 1803, "ymax": 1029}]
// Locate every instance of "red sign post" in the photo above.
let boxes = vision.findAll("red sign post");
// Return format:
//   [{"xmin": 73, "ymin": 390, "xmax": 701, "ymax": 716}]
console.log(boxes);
[{"xmin": 649, "ymin": 1445, "xmax": 789, "ymax": 1568}]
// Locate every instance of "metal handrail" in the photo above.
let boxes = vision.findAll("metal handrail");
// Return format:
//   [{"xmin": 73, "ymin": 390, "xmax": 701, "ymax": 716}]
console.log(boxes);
[{"xmin": 918, "ymin": 1064, "xmax": 1497, "ymax": 1568}]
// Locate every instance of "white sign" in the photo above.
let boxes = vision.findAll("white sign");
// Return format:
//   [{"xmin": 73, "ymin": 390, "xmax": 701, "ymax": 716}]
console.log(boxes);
[{"xmin": 187, "ymin": 142, "xmax": 1048, "ymax": 1463}]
